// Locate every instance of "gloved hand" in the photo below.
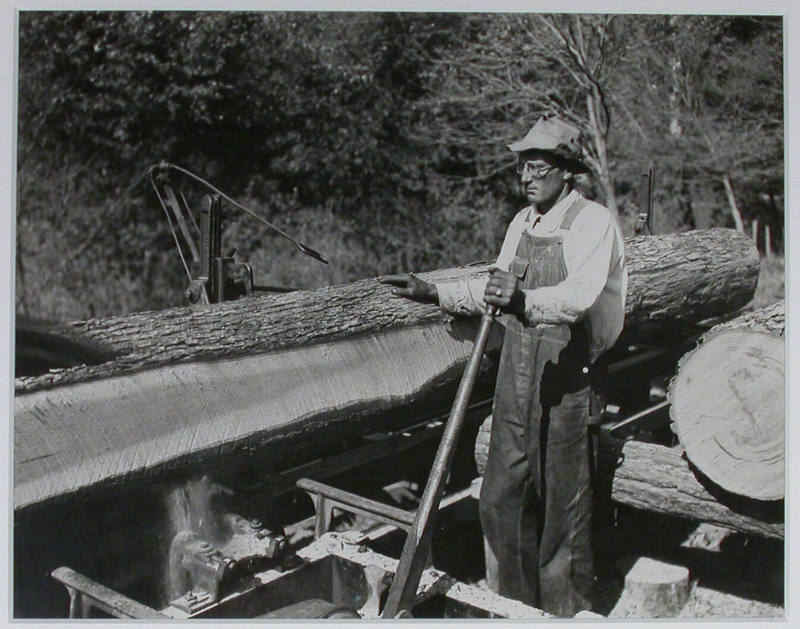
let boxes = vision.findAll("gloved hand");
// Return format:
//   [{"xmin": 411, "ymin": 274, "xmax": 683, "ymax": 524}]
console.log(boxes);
[{"xmin": 379, "ymin": 273, "xmax": 438, "ymax": 303}]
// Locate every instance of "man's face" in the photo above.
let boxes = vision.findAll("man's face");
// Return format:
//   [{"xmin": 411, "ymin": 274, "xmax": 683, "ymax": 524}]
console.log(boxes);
[{"xmin": 518, "ymin": 152, "xmax": 568, "ymax": 206}]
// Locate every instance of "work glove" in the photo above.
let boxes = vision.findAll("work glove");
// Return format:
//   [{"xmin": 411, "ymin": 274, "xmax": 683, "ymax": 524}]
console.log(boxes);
[{"xmin": 379, "ymin": 273, "xmax": 438, "ymax": 303}]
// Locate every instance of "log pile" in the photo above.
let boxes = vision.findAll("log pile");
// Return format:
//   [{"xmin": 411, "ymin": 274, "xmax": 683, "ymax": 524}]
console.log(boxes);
[
  {"xmin": 476, "ymin": 303, "xmax": 785, "ymax": 537},
  {"xmin": 477, "ymin": 301, "xmax": 785, "ymax": 537},
  {"xmin": 14, "ymin": 229, "xmax": 759, "ymax": 512}
]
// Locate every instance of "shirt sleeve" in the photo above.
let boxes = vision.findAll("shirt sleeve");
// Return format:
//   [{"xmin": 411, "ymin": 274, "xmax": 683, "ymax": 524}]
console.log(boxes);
[
  {"xmin": 435, "ymin": 209, "xmax": 528, "ymax": 316},
  {"xmin": 522, "ymin": 205, "xmax": 618, "ymax": 325}
]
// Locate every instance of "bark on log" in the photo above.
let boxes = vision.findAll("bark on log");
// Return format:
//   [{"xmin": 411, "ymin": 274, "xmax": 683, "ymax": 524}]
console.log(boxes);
[
  {"xmin": 16, "ymin": 228, "xmax": 758, "ymax": 395},
  {"xmin": 599, "ymin": 437, "xmax": 783, "ymax": 540},
  {"xmin": 699, "ymin": 299, "xmax": 784, "ymax": 337},
  {"xmin": 474, "ymin": 418, "xmax": 783, "ymax": 539},
  {"xmin": 668, "ymin": 301, "xmax": 785, "ymax": 501},
  {"xmin": 612, "ymin": 557, "xmax": 690, "ymax": 618},
  {"xmin": 14, "ymin": 229, "xmax": 759, "ymax": 512}
]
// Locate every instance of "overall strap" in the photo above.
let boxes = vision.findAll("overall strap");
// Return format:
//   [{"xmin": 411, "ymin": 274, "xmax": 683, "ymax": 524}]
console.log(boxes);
[{"xmin": 559, "ymin": 195, "xmax": 591, "ymax": 231}]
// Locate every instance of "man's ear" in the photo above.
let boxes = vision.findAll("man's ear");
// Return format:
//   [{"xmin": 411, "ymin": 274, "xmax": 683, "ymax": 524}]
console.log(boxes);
[{"xmin": 559, "ymin": 160, "xmax": 573, "ymax": 183}]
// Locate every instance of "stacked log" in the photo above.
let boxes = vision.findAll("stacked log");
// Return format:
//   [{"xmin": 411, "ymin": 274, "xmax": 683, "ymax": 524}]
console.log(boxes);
[
  {"xmin": 474, "ymin": 420, "xmax": 783, "ymax": 539},
  {"xmin": 597, "ymin": 437, "xmax": 783, "ymax": 539},
  {"xmin": 668, "ymin": 301, "xmax": 785, "ymax": 501},
  {"xmin": 14, "ymin": 229, "xmax": 759, "ymax": 512},
  {"xmin": 476, "ymin": 302, "xmax": 785, "ymax": 537}
]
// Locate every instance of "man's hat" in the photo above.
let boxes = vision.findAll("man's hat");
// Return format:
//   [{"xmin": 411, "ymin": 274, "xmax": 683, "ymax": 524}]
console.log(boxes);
[{"xmin": 507, "ymin": 113, "xmax": 589, "ymax": 174}]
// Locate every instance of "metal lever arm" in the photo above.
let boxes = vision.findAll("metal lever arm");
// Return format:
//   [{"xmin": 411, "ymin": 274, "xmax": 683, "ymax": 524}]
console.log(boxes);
[
  {"xmin": 149, "ymin": 162, "xmax": 329, "ymax": 264},
  {"xmin": 381, "ymin": 304, "xmax": 497, "ymax": 618}
]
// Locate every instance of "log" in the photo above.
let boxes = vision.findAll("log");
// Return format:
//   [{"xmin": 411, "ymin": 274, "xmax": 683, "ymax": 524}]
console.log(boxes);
[
  {"xmin": 611, "ymin": 557, "xmax": 690, "ymax": 618},
  {"xmin": 16, "ymin": 228, "xmax": 758, "ymax": 395},
  {"xmin": 474, "ymin": 418, "xmax": 783, "ymax": 539},
  {"xmin": 668, "ymin": 301, "xmax": 784, "ymax": 501},
  {"xmin": 599, "ymin": 437, "xmax": 783, "ymax": 539},
  {"xmin": 14, "ymin": 229, "xmax": 759, "ymax": 512}
]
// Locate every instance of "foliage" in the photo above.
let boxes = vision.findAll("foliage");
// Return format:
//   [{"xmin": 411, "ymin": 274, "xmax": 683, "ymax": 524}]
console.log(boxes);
[
  {"xmin": 608, "ymin": 15, "xmax": 783, "ymax": 230},
  {"xmin": 16, "ymin": 11, "xmax": 784, "ymax": 320}
]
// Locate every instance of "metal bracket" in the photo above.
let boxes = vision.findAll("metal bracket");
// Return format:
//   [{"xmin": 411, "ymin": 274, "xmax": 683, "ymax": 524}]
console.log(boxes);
[
  {"xmin": 167, "ymin": 531, "xmax": 235, "ymax": 613},
  {"xmin": 634, "ymin": 166, "xmax": 656, "ymax": 235}
]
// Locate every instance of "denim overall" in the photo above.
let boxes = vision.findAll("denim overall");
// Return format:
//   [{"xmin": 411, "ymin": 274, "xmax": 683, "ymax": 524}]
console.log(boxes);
[{"xmin": 479, "ymin": 197, "xmax": 596, "ymax": 617}]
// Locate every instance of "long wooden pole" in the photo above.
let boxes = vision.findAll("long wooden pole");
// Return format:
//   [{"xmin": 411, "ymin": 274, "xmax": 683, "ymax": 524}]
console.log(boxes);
[{"xmin": 381, "ymin": 306, "xmax": 497, "ymax": 618}]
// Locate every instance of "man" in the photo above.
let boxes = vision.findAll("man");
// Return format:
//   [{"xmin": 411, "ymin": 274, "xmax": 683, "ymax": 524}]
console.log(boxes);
[{"xmin": 381, "ymin": 114, "xmax": 626, "ymax": 616}]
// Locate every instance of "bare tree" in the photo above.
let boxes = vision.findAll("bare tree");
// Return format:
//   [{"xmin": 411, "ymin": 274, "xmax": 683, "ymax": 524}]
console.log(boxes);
[
  {"xmin": 620, "ymin": 15, "xmax": 783, "ymax": 232},
  {"xmin": 409, "ymin": 14, "xmax": 629, "ymax": 213}
]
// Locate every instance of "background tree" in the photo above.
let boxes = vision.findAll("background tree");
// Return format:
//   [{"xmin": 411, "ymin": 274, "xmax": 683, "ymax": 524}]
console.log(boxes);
[
  {"xmin": 672, "ymin": 16, "xmax": 783, "ymax": 236},
  {"xmin": 610, "ymin": 15, "xmax": 783, "ymax": 234},
  {"xmin": 16, "ymin": 11, "xmax": 783, "ymax": 321},
  {"xmin": 406, "ymin": 14, "xmax": 639, "ymax": 214}
]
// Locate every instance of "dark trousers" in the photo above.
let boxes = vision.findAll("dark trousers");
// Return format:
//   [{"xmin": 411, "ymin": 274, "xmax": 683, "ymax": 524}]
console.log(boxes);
[{"xmin": 479, "ymin": 331, "xmax": 594, "ymax": 617}]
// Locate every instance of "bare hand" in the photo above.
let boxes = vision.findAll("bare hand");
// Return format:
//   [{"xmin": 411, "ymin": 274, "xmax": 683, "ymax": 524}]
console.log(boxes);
[
  {"xmin": 484, "ymin": 268, "xmax": 525, "ymax": 316},
  {"xmin": 379, "ymin": 273, "xmax": 438, "ymax": 303}
]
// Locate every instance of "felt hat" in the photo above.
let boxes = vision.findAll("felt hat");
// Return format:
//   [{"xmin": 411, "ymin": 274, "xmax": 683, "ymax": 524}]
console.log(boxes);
[{"xmin": 507, "ymin": 113, "xmax": 589, "ymax": 174}]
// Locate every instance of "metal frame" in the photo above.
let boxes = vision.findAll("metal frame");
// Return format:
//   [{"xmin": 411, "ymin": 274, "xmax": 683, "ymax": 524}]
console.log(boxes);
[{"xmin": 50, "ymin": 567, "xmax": 166, "ymax": 619}]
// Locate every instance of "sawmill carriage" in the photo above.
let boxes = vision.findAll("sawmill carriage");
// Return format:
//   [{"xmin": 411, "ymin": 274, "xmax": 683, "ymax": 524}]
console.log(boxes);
[{"xmin": 13, "ymin": 166, "xmax": 784, "ymax": 619}]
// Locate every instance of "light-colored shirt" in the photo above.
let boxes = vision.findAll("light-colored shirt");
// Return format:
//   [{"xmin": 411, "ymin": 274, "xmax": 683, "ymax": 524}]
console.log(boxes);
[{"xmin": 435, "ymin": 190, "xmax": 627, "ymax": 362}]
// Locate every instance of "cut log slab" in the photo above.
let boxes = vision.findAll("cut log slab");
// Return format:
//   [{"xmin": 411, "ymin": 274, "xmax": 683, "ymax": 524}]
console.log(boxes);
[
  {"xmin": 14, "ymin": 229, "xmax": 759, "ymax": 511},
  {"xmin": 475, "ymin": 418, "xmax": 783, "ymax": 539},
  {"xmin": 669, "ymin": 301, "xmax": 785, "ymax": 501},
  {"xmin": 15, "ymin": 319, "xmax": 503, "ymax": 512}
]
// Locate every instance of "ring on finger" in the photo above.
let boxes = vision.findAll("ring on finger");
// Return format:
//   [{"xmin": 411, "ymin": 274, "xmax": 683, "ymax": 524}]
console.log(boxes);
[{"xmin": 495, "ymin": 288, "xmax": 503, "ymax": 297}]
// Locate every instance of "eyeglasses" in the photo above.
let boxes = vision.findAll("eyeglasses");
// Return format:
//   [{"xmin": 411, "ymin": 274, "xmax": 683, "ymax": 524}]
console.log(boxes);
[{"xmin": 515, "ymin": 161, "xmax": 559, "ymax": 179}]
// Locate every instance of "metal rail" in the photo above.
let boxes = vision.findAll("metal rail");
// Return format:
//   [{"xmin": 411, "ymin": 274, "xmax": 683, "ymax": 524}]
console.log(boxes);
[
  {"xmin": 603, "ymin": 400, "xmax": 671, "ymax": 436},
  {"xmin": 51, "ymin": 567, "xmax": 166, "ymax": 619},
  {"xmin": 297, "ymin": 477, "xmax": 416, "ymax": 537}
]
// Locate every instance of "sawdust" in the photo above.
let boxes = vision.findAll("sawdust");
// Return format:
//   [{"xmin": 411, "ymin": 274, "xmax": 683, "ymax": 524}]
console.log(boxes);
[{"xmin": 679, "ymin": 586, "xmax": 783, "ymax": 619}]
